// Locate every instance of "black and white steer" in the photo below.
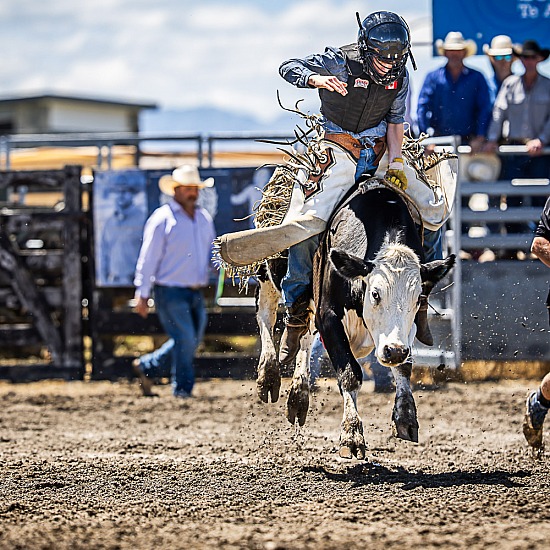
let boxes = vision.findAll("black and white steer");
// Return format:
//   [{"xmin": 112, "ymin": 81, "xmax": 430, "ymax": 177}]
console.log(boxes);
[{"xmin": 255, "ymin": 179, "xmax": 455, "ymax": 459}]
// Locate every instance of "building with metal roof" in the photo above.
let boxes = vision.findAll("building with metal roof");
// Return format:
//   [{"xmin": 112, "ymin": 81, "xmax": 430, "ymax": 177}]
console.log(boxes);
[{"xmin": 0, "ymin": 93, "xmax": 157, "ymax": 134}]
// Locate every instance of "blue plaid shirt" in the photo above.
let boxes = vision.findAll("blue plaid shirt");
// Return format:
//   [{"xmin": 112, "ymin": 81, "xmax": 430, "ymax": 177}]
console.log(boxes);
[{"xmin": 417, "ymin": 65, "xmax": 492, "ymax": 140}]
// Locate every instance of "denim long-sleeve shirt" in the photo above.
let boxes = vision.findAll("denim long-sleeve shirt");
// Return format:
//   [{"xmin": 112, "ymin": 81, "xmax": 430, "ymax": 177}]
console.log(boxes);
[
  {"xmin": 279, "ymin": 46, "xmax": 408, "ymax": 147},
  {"xmin": 417, "ymin": 65, "xmax": 492, "ymax": 140},
  {"xmin": 134, "ymin": 200, "xmax": 216, "ymax": 298}
]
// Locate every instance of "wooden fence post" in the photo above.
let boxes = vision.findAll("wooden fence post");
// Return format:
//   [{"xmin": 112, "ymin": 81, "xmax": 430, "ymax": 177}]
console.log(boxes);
[{"xmin": 62, "ymin": 166, "xmax": 84, "ymax": 371}]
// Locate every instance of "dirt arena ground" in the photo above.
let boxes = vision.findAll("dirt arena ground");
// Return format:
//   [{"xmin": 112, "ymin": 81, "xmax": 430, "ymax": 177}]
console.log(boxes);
[{"xmin": 1, "ymin": 375, "xmax": 549, "ymax": 549}]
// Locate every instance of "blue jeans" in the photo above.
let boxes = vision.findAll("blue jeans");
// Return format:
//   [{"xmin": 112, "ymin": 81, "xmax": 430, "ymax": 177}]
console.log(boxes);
[
  {"xmin": 139, "ymin": 286, "xmax": 207, "ymax": 396},
  {"xmin": 422, "ymin": 226, "xmax": 443, "ymax": 261}
]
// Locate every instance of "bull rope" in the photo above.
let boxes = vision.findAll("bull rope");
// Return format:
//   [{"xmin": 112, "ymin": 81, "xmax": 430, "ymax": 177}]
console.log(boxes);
[{"xmin": 401, "ymin": 131, "xmax": 458, "ymax": 220}]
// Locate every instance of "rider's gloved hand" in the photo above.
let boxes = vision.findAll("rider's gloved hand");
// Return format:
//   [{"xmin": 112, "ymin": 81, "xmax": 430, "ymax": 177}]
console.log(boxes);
[{"xmin": 385, "ymin": 157, "xmax": 408, "ymax": 190}]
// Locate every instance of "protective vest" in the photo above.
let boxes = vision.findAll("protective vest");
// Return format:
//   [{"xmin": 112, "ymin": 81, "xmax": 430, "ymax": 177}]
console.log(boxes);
[{"xmin": 319, "ymin": 44, "xmax": 403, "ymax": 134}]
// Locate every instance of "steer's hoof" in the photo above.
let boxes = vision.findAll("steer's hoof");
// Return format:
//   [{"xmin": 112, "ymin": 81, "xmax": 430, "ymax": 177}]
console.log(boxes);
[
  {"xmin": 392, "ymin": 395, "xmax": 419, "ymax": 442},
  {"xmin": 286, "ymin": 398, "xmax": 308, "ymax": 427},
  {"xmin": 257, "ymin": 368, "xmax": 281, "ymax": 403},
  {"xmin": 392, "ymin": 420, "xmax": 419, "ymax": 442},
  {"xmin": 286, "ymin": 385, "xmax": 309, "ymax": 426},
  {"xmin": 339, "ymin": 421, "xmax": 366, "ymax": 460},
  {"xmin": 257, "ymin": 378, "xmax": 281, "ymax": 404},
  {"xmin": 287, "ymin": 406, "xmax": 308, "ymax": 427},
  {"xmin": 339, "ymin": 444, "xmax": 366, "ymax": 460}
]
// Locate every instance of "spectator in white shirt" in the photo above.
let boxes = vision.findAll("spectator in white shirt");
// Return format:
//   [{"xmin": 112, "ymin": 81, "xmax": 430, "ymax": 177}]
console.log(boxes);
[{"xmin": 132, "ymin": 165, "xmax": 216, "ymax": 399}]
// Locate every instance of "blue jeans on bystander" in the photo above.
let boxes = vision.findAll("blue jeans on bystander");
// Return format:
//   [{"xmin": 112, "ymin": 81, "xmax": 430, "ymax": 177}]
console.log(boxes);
[{"xmin": 138, "ymin": 285, "xmax": 207, "ymax": 397}]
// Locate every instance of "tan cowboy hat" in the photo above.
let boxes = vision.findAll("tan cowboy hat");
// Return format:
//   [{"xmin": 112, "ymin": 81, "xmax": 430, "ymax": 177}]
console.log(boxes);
[
  {"xmin": 158, "ymin": 164, "xmax": 214, "ymax": 196},
  {"xmin": 460, "ymin": 153, "xmax": 501, "ymax": 182},
  {"xmin": 483, "ymin": 35, "xmax": 516, "ymax": 57},
  {"xmin": 436, "ymin": 32, "xmax": 477, "ymax": 57}
]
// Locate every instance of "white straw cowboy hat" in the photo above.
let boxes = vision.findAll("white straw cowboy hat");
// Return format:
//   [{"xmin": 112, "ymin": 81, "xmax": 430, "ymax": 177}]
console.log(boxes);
[
  {"xmin": 460, "ymin": 153, "xmax": 501, "ymax": 182},
  {"xmin": 158, "ymin": 165, "xmax": 214, "ymax": 196},
  {"xmin": 483, "ymin": 35, "xmax": 515, "ymax": 56},
  {"xmin": 436, "ymin": 32, "xmax": 477, "ymax": 57}
]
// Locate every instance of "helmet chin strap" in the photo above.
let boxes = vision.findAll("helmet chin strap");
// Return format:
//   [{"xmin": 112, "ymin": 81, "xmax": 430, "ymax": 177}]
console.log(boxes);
[
  {"xmin": 409, "ymin": 50, "xmax": 417, "ymax": 71},
  {"xmin": 356, "ymin": 11, "xmax": 363, "ymax": 31}
]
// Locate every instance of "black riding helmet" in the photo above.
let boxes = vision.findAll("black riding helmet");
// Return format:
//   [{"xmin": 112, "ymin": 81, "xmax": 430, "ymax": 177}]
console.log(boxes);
[{"xmin": 356, "ymin": 11, "xmax": 417, "ymax": 86}]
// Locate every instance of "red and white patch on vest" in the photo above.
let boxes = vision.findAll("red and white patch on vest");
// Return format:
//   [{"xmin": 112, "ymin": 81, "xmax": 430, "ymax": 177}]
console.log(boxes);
[
  {"xmin": 385, "ymin": 81, "xmax": 398, "ymax": 90},
  {"xmin": 354, "ymin": 78, "xmax": 369, "ymax": 89}
]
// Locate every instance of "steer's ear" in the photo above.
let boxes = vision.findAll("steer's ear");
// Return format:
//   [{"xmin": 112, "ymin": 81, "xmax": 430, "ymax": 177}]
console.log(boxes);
[
  {"xmin": 420, "ymin": 254, "xmax": 456, "ymax": 290},
  {"xmin": 330, "ymin": 249, "xmax": 374, "ymax": 280}
]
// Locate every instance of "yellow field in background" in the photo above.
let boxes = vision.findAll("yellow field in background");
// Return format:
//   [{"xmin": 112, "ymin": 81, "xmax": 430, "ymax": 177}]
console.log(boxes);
[{"xmin": 4, "ymin": 146, "xmax": 287, "ymax": 171}]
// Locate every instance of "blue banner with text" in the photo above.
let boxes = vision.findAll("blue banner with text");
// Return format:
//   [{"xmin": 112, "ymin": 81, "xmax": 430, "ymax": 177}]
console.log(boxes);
[{"xmin": 432, "ymin": 0, "xmax": 550, "ymax": 55}]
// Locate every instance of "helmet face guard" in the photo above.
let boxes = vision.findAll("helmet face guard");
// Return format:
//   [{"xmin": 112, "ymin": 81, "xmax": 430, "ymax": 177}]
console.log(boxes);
[{"xmin": 356, "ymin": 11, "xmax": 414, "ymax": 86}]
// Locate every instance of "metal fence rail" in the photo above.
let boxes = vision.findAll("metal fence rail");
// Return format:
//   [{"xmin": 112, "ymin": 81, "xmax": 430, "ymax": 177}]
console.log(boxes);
[
  {"xmin": 0, "ymin": 132, "xmax": 296, "ymax": 170},
  {"xmin": 454, "ymin": 144, "xmax": 550, "ymax": 363}
]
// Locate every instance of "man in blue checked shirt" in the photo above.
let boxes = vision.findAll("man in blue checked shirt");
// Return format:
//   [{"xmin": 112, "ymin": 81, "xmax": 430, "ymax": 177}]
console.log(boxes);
[{"xmin": 417, "ymin": 31, "xmax": 492, "ymax": 153}]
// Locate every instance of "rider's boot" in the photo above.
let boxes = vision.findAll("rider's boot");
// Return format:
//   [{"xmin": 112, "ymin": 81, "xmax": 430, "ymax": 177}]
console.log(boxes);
[
  {"xmin": 415, "ymin": 294, "xmax": 433, "ymax": 346},
  {"xmin": 279, "ymin": 292, "xmax": 312, "ymax": 366}
]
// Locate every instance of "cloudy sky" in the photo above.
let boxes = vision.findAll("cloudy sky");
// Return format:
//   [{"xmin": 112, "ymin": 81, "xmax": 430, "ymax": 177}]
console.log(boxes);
[{"xmin": 0, "ymin": 0, "xmax": 547, "ymax": 122}]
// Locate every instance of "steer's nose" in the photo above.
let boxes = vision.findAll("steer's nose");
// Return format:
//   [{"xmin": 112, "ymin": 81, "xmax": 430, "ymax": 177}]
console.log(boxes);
[{"xmin": 382, "ymin": 345, "xmax": 410, "ymax": 365}]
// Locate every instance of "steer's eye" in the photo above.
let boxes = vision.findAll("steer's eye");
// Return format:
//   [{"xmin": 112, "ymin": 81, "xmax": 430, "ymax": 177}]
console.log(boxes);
[{"xmin": 371, "ymin": 290, "xmax": 381, "ymax": 304}]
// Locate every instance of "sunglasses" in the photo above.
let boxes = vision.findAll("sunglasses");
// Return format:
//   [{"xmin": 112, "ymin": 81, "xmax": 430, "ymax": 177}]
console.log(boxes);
[{"xmin": 493, "ymin": 54, "xmax": 512, "ymax": 61}]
